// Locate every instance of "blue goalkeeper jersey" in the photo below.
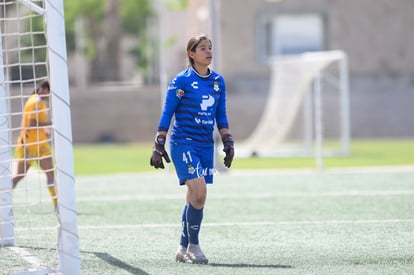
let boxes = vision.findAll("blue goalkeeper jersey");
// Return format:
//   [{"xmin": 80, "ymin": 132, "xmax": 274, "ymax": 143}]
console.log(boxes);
[{"xmin": 158, "ymin": 67, "xmax": 229, "ymax": 147}]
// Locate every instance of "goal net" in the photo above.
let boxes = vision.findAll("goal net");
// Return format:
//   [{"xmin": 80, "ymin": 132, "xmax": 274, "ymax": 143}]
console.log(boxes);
[
  {"xmin": 238, "ymin": 51, "xmax": 350, "ymax": 161},
  {"xmin": 0, "ymin": 1, "xmax": 79, "ymax": 274}
]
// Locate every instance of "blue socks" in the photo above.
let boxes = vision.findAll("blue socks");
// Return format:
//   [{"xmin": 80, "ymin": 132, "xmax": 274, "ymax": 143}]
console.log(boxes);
[
  {"xmin": 179, "ymin": 204, "xmax": 189, "ymax": 248},
  {"xmin": 186, "ymin": 203, "xmax": 203, "ymax": 245},
  {"xmin": 180, "ymin": 203, "xmax": 204, "ymax": 246}
]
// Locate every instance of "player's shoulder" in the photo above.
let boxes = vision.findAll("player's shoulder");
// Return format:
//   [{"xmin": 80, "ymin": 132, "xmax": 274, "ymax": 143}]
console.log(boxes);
[
  {"xmin": 178, "ymin": 68, "xmax": 224, "ymax": 80},
  {"xmin": 210, "ymin": 70, "xmax": 224, "ymax": 81},
  {"xmin": 26, "ymin": 94, "xmax": 46, "ymax": 109},
  {"xmin": 172, "ymin": 68, "xmax": 225, "ymax": 86},
  {"xmin": 209, "ymin": 70, "xmax": 226, "ymax": 89},
  {"xmin": 174, "ymin": 68, "xmax": 193, "ymax": 80},
  {"xmin": 25, "ymin": 94, "xmax": 39, "ymax": 105},
  {"xmin": 169, "ymin": 68, "xmax": 196, "ymax": 88}
]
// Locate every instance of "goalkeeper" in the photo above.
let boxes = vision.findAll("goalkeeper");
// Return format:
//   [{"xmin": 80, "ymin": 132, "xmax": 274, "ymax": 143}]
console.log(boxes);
[
  {"xmin": 150, "ymin": 34, "xmax": 234, "ymax": 264},
  {"xmin": 12, "ymin": 80, "xmax": 57, "ymax": 211}
]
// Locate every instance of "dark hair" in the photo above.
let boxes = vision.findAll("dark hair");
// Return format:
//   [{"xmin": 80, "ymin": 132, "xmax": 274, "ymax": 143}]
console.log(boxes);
[
  {"xmin": 186, "ymin": 34, "xmax": 212, "ymax": 67},
  {"xmin": 33, "ymin": 80, "xmax": 50, "ymax": 94}
]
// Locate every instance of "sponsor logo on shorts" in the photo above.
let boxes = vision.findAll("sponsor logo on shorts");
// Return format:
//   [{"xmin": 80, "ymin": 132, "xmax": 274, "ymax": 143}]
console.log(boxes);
[{"xmin": 196, "ymin": 166, "xmax": 215, "ymax": 178}]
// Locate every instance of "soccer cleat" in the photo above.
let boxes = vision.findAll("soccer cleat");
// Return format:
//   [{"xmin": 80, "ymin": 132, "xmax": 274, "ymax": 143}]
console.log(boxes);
[
  {"xmin": 175, "ymin": 246, "xmax": 190, "ymax": 263},
  {"xmin": 186, "ymin": 243, "xmax": 209, "ymax": 264}
]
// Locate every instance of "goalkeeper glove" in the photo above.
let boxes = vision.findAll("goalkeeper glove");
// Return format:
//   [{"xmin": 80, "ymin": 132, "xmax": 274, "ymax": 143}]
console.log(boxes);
[
  {"xmin": 222, "ymin": 134, "xmax": 234, "ymax": 168},
  {"xmin": 150, "ymin": 134, "xmax": 171, "ymax": 169}
]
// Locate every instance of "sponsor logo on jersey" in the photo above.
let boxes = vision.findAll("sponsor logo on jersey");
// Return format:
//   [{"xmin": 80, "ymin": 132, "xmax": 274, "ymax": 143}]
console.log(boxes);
[
  {"xmin": 191, "ymin": 81, "xmax": 199, "ymax": 89},
  {"xmin": 194, "ymin": 117, "xmax": 214, "ymax": 125},
  {"xmin": 198, "ymin": 111, "xmax": 211, "ymax": 116},
  {"xmin": 176, "ymin": 89, "xmax": 184, "ymax": 98},
  {"xmin": 200, "ymin": 95, "xmax": 215, "ymax": 111},
  {"xmin": 213, "ymin": 81, "xmax": 220, "ymax": 92}
]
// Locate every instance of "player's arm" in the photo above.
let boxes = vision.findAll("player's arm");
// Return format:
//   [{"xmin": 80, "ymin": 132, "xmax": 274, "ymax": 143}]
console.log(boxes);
[
  {"xmin": 157, "ymin": 78, "xmax": 182, "ymax": 133},
  {"xmin": 30, "ymin": 103, "xmax": 52, "ymax": 138},
  {"xmin": 150, "ymin": 79, "xmax": 182, "ymax": 169},
  {"xmin": 215, "ymin": 77, "xmax": 229, "ymax": 130},
  {"xmin": 219, "ymin": 128, "xmax": 234, "ymax": 168},
  {"xmin": 28, "ymin": 119, "xmax": 52, "ymax": 127},
  {"xmin": 215, "ymin": 78, "xmax": 234, "ymax": 168},
  {"xmin": 27, "ymin": 101, "xmax": 52, "ymax": 128}
]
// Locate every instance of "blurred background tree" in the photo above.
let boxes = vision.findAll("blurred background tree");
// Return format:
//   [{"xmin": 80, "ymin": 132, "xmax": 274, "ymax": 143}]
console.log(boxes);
[{"xmin": 64, "ymin": 0, "xmax": 152, "ymax": 82}]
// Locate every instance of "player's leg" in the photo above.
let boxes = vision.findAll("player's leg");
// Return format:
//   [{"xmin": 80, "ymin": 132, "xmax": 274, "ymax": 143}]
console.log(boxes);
[
  {"xmin": 185, "ymin": 177, "xmax": 208, "ymax": 264},
  {"xmin": 185, "ymin": 176, "xmax": 207, "ymax": 247},
  {"xmin": 186, "ymin": 176, "xmax": 207, "ymax": 209},
  {"xmin": 177, "ymin": 183, "xmax": 208, "ymax": 263},
  {"xmin": 176, "ymin": 201, "xmax": 190, "ymax": 262},
  {"xmin": 12, "ymin": 159, "xmax": 31, "ymax": 188},
  {"xmin": 185, "ymin": 146, "xmax": 214, "ymax": 264},
  {"xmin": 13, "ymin": 141, "xmax": 31, "ymax": 188},
  {"xmin": 185, "ymin": 146, "xmax": 215, "ymax": 264},
  {"xmin": 170, "ymin": 143, "xmax": 192, "ymax": 262},
  {"xmin": 170, "ymin": 143, "xmax": 207, "ymax": 263},
  {"xmin": 38, "ymin": 145, "xmax": 57, "ymax": 209}
]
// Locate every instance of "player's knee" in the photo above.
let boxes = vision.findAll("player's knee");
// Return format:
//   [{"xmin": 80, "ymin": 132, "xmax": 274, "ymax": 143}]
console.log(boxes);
[
  {"xmin": 12, "ymin": 176, "xmax": 23, "ymax": 188},
  {"xmin": 192, "ymin": 194, "xmax": 206, "ymax": 209},
  {"xmin": 45, "ymin": 171, "xmax": 54, "ymax": 181}
]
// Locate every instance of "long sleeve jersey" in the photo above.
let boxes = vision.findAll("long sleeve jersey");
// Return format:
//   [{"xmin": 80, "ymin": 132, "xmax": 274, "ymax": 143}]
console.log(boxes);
[{"xmin": 158, "ymin": 67, "xmax": 229, "ymax": 147}]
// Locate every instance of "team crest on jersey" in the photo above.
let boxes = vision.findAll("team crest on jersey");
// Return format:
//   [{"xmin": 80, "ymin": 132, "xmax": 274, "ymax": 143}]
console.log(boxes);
[
  {"xmin": 188, "ymin": 164, "xmax": 196, "ymax": 174},
  {"xmin": 176, "ymin": 89, "xmax": 184, "ymax": 98},
  {"xmin": 213, "ymin": 82, "xmax": 220, "ymax": 92}
]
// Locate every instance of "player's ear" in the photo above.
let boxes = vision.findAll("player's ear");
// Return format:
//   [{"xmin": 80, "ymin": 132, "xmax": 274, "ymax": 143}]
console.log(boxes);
[{"xmin": 188, "ymin": 50, "xmax": 196, "ymax": 59}]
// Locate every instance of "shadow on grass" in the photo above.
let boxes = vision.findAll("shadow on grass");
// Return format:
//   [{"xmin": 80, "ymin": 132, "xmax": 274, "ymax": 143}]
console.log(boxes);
[
  {"xmin": 17, "ymin": 248, "xmax": 150, "ymax": 274},
  {"xmin": 210, "ymin": 263, "xmax": 293, "ymax": 269},
  {"xmin": 92, "ymin": 252, "xmax": 149, "ymax": 275}
]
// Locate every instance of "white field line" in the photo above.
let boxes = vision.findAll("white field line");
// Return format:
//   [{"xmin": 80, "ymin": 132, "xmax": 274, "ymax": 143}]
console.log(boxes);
[
  {"xmin": 76, "ymin": 190, "xmax": 414, "ymax": 202},
  {"xmin": 78, "ymin": 218, "xmax": 414, "ymax": 230},
  {"xmin": 227, "ymin": 166, "xmax": 414, "ymax": 175},
  {"xmin": 14, "ymin": 219, "xmax": 414, "ymax": 232},
  {"xmin": 7, "ymin": 246, "xmax": 46, "ymax": 270}
]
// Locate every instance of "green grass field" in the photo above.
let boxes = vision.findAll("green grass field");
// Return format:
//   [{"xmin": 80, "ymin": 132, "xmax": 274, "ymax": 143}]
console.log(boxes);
[
  {"xmin": 75, "ymin": 170, "xmax": 414, "ymax": 274},
  {"xmin": 73, "ymin": 139, "xmax": 414, "ymax": 175},
  {"xmin": 4, "ymin": 170, "xmax": 413, "ymax": 274},
  {"xmin": 2, "ymin": 139, "xmax": 414, "ymax": 274}
]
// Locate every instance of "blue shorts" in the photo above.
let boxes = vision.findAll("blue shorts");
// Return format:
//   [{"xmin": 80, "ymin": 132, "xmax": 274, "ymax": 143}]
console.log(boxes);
[{"xmin": 170, "ymin": 142, "xmax": 215, "ymax": 185}]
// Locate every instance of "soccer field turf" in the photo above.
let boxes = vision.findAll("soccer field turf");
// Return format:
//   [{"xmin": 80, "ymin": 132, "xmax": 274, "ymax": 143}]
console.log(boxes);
[
  {"xmin": 2, "ymin": 169, "xmax": 414, "ymax": 274},
  {"xmin": 70, "ymin": 169, "xmax": 414, "ymax": 274}
]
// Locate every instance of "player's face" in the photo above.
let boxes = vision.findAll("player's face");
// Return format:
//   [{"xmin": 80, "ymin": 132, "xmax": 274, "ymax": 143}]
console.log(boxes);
[
  {"xmin": 39, "ymin": 87, "xmax": 50, "ymax": 100},
  {"xmin": 190, "ymin": 39, "xmax": 212, "ymax": 67}
]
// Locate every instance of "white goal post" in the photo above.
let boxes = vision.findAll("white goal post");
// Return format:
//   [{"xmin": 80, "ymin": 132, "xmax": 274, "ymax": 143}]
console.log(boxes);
[
  {"xmin": 0, "ymin": 1, "xmax": 80, "ymax": 274},
  {"xmin": 238, "ymin": 50, "xmax": 350, "ymax": 166}
]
